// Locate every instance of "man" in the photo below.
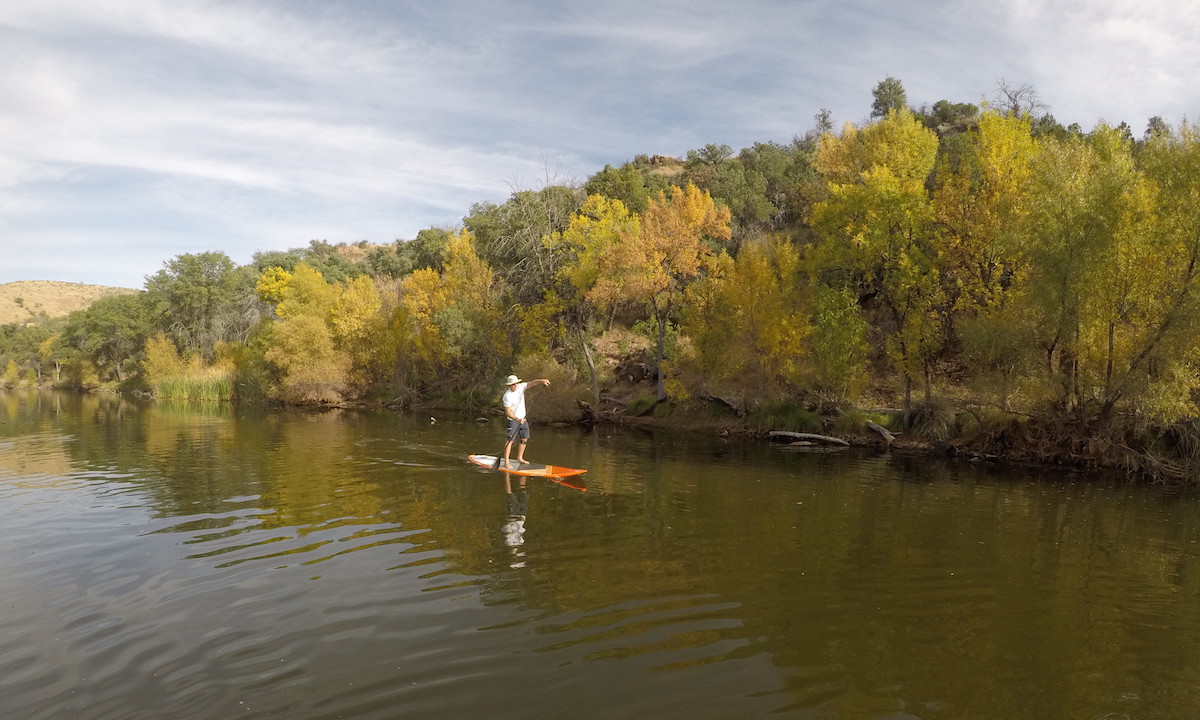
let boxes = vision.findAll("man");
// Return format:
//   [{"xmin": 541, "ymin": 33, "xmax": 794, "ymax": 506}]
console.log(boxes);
[{"xmin": 502, "ymin": 374, "xmax": 550, "ymax": 468}]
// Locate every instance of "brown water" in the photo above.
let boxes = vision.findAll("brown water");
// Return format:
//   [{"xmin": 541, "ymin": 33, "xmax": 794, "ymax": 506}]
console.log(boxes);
[{"xmin": 3, "ymin": 390, "xmax": 1200, "ymax": 719}]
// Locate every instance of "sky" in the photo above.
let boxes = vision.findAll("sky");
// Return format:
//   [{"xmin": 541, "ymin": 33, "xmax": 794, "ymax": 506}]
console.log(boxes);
[{"xmin": 1, "ymin": 0, "xmax": 1197, "ymax": 289}]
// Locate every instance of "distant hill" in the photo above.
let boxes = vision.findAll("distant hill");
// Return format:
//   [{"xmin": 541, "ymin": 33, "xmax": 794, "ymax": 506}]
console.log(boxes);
[{"xmin": 0, "ymin": 281, "xmax": 138, "ymax": 326}]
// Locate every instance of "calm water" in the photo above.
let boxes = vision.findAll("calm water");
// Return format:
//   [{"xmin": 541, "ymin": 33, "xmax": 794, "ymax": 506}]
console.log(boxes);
[{"xmin": 3, "ymin": 391, "xmax": 1200, "ymax": 719}]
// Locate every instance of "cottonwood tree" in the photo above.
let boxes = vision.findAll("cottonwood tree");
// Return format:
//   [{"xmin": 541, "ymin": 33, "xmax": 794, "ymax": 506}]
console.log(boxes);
[
  {"xmin": 544, "ymin": 194, "xmax": 640, "ymax": 403},
  {"xmin": 810, "ymin": 109, "xmax": 942, "ymax": 427},
  {"xmin": 584, "ymin": 183, "xmax": 732, "ymax": 400},
  {"xmin": 682, "ymin": 235, "xmax": 809, "ymax": 401},
  {"xmin": 396, "ymin": 230, "xmax": 507, "ymax": 392},
  {"xmin": 258, "ymin": 264, "xmax": 348, "ymax": 403}
]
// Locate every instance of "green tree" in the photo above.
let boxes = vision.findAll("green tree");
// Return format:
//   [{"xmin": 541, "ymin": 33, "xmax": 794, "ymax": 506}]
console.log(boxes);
[
  {"xmin": 464, "ymin": 185, "xmax": 585, "ymax": 306},
  {"xmin": 871, "ymin": 76, "xmax": 908, "ymax": 118},
  {"xmin": 144, "ymin": 251, "xmax": 242, "ymax": 359},
  {"xmin": 683, "ymin": 144, "xmax": 774, "ymax": 248},
  {"xmin": 585, "ymin": 163, "xmax": 654, "ymax": 214},
  {"xmin": 808, "ymin": 286, "xmax": 870, "ymax": 403},
  {"xmin": 63, "ymin": 293, "xmax": 152, "ymax": 383},
  {"xmin": 401, "ymin": 228, "xmax": 453, "ymax": 273}
]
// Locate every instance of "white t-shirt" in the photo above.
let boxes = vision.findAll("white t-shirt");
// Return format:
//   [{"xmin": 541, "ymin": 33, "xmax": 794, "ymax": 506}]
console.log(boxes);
[{"xmin": 503, "ymin": 382, "xmax": 528, "ymax": 421}]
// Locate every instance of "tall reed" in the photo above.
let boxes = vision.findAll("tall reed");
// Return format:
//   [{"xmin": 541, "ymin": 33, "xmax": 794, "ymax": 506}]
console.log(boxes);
[{"xmin": 154, "ymin": 367, "xmax": 235, "ymax": 401}]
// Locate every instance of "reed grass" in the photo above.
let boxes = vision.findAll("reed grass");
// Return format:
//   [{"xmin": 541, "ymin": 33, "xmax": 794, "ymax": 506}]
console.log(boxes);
[{"xmin": 154, "ymin": 367, "xmax": 235, "ymax": 401}]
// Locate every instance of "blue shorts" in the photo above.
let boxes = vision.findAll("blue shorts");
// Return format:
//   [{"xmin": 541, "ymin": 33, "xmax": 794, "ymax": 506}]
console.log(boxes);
[{"xmin": 506, "ymin": 418, "xmax": 530, "ymax": 441}]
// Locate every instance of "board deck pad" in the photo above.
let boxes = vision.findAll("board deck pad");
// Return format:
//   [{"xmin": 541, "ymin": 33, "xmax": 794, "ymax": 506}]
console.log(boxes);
[{"xmin": 467, "ymin": 454, "xmax": 587, "ymax": 478}]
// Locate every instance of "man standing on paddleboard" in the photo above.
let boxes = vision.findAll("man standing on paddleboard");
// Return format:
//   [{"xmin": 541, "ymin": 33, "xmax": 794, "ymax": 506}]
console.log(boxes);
[{"xmin": 502, "ymin": 374, "xmax": 550, "ymax": 469}]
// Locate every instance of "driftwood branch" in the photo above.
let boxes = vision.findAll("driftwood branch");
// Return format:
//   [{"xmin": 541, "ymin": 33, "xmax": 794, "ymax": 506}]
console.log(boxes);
[{"xmin": 769, "ymin": 431, "xmax": 850, "ymax": 447}]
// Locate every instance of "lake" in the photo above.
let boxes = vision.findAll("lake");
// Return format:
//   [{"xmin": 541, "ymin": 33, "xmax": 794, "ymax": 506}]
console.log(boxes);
[{"xmin": 3, "ymin": 390, "xmax": 1200, "ymax": 719}]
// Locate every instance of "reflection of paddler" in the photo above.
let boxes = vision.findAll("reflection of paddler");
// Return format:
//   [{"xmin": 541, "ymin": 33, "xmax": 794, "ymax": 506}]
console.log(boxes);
[{"xmin": 502, "ymin": 472, "xmax": 528, "ymax": 547}]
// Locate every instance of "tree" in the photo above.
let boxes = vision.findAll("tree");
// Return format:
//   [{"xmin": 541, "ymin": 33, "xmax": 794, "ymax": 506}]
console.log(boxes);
[
  {"xmin": 586, "ymin": 183, "xmax": 732, "ymax": 400},
  {"xmin": 1090, "ymin": 120, "xmax": 1200, "ymax": 423},
  {"xmin": 330, "ymin": 275, "xmax": 390, "ymax": 387},
  {"xmin": 683, "ymin": 144, "xmax": 774, "ymax": 248},
  {"xmin": 1144, "ymin": 116, "xmax": 1170, "ymax": 141},
  {"xmin": 143, "ymin": 251, "xmax": 242, "ymax": 360},
  {"xmin": 63, "ymin": 293, "xmax": 152, "ymax": 383},
  {"xmin": 1013, "ymin": 123, "xmax": 1186, "ymax": 420},
  {"xmin": 401, "ymin": 228, "xmax": 453, "ymax": 273},
  {"xmin": 364, "ymin": 243, "xmax": 412, "ymax": 279},
  {"xmin": 992, "ymin": 78, "xmax": 1047, "ymax": 119},
  {"xmin": 932, "ymin": 110, "xmax": 1038, "ymax": 316},
  {"xmin": 682, "ymin": 236, "xmax": 810, "ymax": 400},
  {"xmin": 256, "ymin": 263, "xmax": 351, "ymax": 403},
  {"xmin": 810, "ymin": 109, "xmax": 942, "ymax": 427},
  {"xmin": 464, "ymin": 185, "xmax": 585, "ymax": 306},
  {"xmin": 396, "ymin": 230, "xmax": 507, "ymax": 391},
  {"xmin": 807, "ymin": 286, "xmax": 870, "ymax": 402},
  {"xmin": 585, "ymin": 164, "xmax": 654, "ymax": 214},
  {"xmin": 871, "ymin": 76, "xmax": 907, "ymax": 118},
  {"xmin": 545, "ymin": 194, "xmax": 641, "ymax": 403}
]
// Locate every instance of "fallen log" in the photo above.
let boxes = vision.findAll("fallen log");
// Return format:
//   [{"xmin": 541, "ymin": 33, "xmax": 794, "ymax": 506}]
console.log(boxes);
[
  {"xmin": 865, "ymin": 420, "xmax": 896, "ymax": 445},
  {"xmin": 768, "ymin": 431, "xmax": 850, "ymax": 447},
  {"xmin": 703, "ymin": 394, "xmax": 745, "ymax": 416}
]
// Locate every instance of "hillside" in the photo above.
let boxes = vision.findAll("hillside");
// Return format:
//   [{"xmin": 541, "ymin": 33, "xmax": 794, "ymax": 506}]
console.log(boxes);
[{"xmin": 0, "ymin": 281, "xmax": 138, "ymax": 325}]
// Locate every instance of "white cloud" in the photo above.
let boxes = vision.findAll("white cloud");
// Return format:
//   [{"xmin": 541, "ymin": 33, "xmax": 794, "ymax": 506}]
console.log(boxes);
[{"xmin": 1, "ymin": 0, "xmax": 1197, "ymax": 288}]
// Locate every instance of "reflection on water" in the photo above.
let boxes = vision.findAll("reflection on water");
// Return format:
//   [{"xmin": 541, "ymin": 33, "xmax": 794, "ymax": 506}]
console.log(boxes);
[{"xmin": 3, "ymin": 388, "xmax": 1200, "ymax": 719}]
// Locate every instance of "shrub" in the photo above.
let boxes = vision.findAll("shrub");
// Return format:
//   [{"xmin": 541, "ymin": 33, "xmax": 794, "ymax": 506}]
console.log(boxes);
[{"xmin": 749, "ymin": 400, "xmax": 823, "ymax": 433}]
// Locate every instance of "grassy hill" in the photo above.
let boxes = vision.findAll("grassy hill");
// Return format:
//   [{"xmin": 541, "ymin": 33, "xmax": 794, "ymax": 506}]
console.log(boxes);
[{"xmin": 0, "ymin": 281, "xmax": 138, "ymax": 325}]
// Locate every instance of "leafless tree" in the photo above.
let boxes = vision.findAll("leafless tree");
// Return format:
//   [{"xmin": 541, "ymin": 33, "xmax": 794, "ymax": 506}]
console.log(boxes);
[{"xmin": 992, "ymin": 78, "xmax": 1048, "ymax": 118}]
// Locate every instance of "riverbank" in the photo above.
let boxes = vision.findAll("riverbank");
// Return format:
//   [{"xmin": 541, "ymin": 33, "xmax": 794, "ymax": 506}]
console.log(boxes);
[{"xmin": 8, "ymin": 377, "xmax": 1193, "ymax": 486}]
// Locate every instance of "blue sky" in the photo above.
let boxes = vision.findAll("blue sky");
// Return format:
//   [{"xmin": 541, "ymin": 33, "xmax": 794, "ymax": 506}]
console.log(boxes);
[{"xmin": 2, "ymin": 0, "xmax": 1197, "ymax": 289}]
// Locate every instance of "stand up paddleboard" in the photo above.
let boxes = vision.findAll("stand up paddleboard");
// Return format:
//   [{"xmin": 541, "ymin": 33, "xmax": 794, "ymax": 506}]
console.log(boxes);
[{"xmin": 467, "ymin": 454, "xmax": 587, "ymax": 478}]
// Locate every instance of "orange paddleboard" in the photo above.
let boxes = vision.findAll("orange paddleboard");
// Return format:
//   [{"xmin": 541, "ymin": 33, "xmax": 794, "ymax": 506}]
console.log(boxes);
[{"xmin": 467, "ymin": 454, "xmax": 587, "ymax": 478}]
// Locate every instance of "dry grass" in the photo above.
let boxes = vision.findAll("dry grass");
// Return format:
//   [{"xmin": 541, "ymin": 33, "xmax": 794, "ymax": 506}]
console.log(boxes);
[{"xmin": 0, "ymin": 280, "xmax": 137, "ymax": 325}]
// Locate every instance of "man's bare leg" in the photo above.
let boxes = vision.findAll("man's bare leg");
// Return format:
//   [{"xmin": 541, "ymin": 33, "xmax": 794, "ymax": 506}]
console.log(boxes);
[{"xmin": 502, "ymin": 439, "xmax": 515, "ymax": 468}]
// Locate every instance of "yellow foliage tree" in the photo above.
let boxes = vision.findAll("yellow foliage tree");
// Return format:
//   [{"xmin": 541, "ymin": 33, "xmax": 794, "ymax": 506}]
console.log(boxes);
[
  {"xmin": 143, "ymin": 332, "xmax": 185, "ymax": 388},
  {"xmin": 544, "ymin": 194, "xmax": 641, "ymax": 402},
  {"xmin": 330, "ymin": 275, "xmax": 391, "ymax": 387},
  {"xmin": 396, "ymin": 229, "xmax": 507, "ymax": 390},
  {"xmin": 810, "ymin": 109, "xmax": 942, "ymax": 426},
  {"xmin": 683, "ymin": 236, "xmax": 810, "ymax": 400},
  {"xmin": 257, "ymin": 263, "xmax": 352, "ymax": 403},
  {"xmin": 255, "ymin": 266, "xmax": 291, "ymax": 307},
  {"xmin": 264, "ymin": 313, "xmax": 349, "ymax": 404},
  {"xmin": 586, "ymin": 183, "xmax": 732, "ymax": 400}
]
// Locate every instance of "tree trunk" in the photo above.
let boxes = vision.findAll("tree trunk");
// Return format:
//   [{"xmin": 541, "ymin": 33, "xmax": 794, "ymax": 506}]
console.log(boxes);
[
  {"xmin": 655, "ymin": 313, "xmax": 667, "ymax": 401},
  {"xmin": 579, "ymin": 330, "xmax": 599, "ymax": 406},
  {"xmin": 1105, "ymin": 321, "xmax": 1115, "ymax": 397},
  {"xmin": 923, "ymin": 360, "xmax": 933, "ymax": 409},
  {"xmin": 902, "ymin": 372, "xmax": 913, "ymax": 429}
]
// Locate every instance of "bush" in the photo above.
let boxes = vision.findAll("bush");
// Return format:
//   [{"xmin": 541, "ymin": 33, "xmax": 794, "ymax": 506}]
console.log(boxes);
[
  {"xmin": 912, "ymin": 398, "xmax": 957, "ymax": 440},
  {"xmin": 748, "ymin": 400, "xmax": 823, "ymax": 433},
  {"xmin": 829, "ymin": 407, "xmax": 895, "ymax": 434}
]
